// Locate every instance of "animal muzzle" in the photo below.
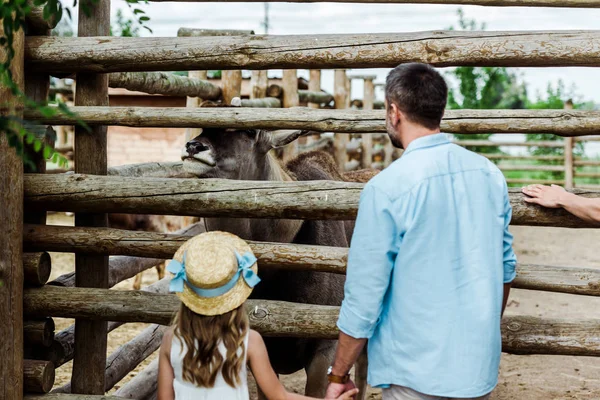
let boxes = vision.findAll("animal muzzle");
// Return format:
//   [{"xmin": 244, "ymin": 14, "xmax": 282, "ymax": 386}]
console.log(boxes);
[{"xmin": 185, "ymin": 140, "xmax": 209, "ymax": 156}]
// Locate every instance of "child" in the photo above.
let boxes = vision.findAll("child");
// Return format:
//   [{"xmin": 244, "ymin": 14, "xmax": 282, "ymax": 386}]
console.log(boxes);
[{"xmin": 158, "ymin": 231, "xmax": 358, "ymax": 400}]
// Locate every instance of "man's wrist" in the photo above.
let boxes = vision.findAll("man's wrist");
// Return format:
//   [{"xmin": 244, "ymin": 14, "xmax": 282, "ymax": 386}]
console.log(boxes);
[
  {"xmin": 557, "ymin": 191, "xmax": 575, "ymax": 208},
  {"xmin": 327, "ymin": 365, "xmax": 351, "ymax": 384}
]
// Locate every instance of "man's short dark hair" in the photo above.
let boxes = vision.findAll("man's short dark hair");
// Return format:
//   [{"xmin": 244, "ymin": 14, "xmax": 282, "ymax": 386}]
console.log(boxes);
[{"xmin": 385, "ymin": 63, "xmax": 448, "ymax": 130}]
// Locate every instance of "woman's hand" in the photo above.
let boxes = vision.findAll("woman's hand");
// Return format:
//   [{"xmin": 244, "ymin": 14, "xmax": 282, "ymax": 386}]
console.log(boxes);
[{"xmin": 335, "ymin": 388, "xmax": 359, "ymax": 400}]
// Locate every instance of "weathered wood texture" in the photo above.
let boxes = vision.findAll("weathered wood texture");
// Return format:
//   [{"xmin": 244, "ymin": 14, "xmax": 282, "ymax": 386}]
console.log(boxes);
[
  {"xmin": 26, "ymin": 107, "xmax": 600, "ymax": 136},
  {"xmin": 23, "ymin": 174, "xmax": 600, "ymax": 227},
  {"xmin": 23, "ymin": 224, "xmax": 347, "ymax": 273},
  {"xmin": 0, "ymin": 14, "xmax": 25, "ymax": 400},
  {"xmin": 308, "ymin": 70, "xmax": 321, "ymax": 109},
  {"xmin": 250, "ymin": 70, "xmax": 268, "ymax": 99},
  {"xmin": 25, "ymin": 280, "xmax": 169, "ymax": 369},
  {"xmin": 23, "ymin": 252, "xmax": 52, "ymax": 286},
  {"xmin": 564, "ymin": 101, "xmax": 575, "ymax": 189},
  {"xmin": 108, "ymin": 72, "xmax": 221, "ymax": 99},
  {"xmin": 54, "ymin": 324, "xmax": 166, "ymax": 393},
  {"xmin": 361, "ymin": 77, "xmax": 375, "ymax": 169},
  {"xmin": 26, "ymin": 395, "xmax": 123, "ymax": 400},
  {"xmin": 177, "ymin": 28, "xmax": 255, "ymax": 36},
  {"xmin": 24, "ymin": 318, "xmax": 55, "ymax": 348},
  {"xmin": 23, "ymin": 287, "xmax": 600, "ymax": 356},
  {"xmin": 282, "ymin": 70, "xmax": 299, "ymax": 162},
  {"xmin": 24, "ymin": 360, "xmax": 54, "ymax": 394},
  {"xmin": 107, "ymin": 161, "xmax": 191, "ymax": 178},
  {"xmin": 222, "ymin": 70, "xmax": 242, "ymax": 105},
  {"xmin": 113, "ymin": 358, "xmax": 158, "ymax": 399},
  {"xmin": 241, "ymin": 97, "xmax": 281, "ymax": 108},
  {"xmin": 334, "ymin": 70, "xmax": 349, "ymax": 170},
  {"xmin": 147, "ymin": 0, "xmax": 600, "ymax": 6},
  {"xmin": 22, "ymin": 224, "xmax": 600, "ymax": 297},
  {"xmin": 44, "ymin": 222, "xmax": 205, "ymax": 288},
  {"xmin": 298, "ymin": 90, "xmax": 333, "ymax": 105},
  {"xmin": 25, "ymin": 31, "xmax": 600, "ymax": 74},
  {"xmin": 72, "ymin": 0, "xmax": 110, "ymax": 394}
]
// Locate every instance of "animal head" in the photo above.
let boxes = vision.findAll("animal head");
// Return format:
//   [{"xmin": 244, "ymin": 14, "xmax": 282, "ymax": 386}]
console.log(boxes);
[{"xmin": 182, "ymin": 98, "xmax": 313, "ymax": 179}]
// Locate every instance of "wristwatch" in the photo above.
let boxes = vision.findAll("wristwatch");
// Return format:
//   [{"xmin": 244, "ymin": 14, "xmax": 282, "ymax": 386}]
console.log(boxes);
[{"xmin": 327, "ymin": 366, "xmax": 350, "ymax": 384}]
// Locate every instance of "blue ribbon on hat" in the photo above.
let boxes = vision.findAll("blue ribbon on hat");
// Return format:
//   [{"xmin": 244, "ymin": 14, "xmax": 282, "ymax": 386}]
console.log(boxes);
[{"xmin": 167, "ymin": 251, "xmax": 260, "ymax": 298}]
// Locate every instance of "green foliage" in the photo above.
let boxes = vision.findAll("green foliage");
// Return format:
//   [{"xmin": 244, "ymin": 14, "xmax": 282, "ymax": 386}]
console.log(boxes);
[
  {"xmin": 445, "ymin": 9, "xmax": 528, "ymax": 155},
  {"xmin": 110, "ymin": 9, "xmax": 140, "ymax": 37},
  {"xmin": 1, "ymin": 0, "xmax": 151, "ymax": 171}
]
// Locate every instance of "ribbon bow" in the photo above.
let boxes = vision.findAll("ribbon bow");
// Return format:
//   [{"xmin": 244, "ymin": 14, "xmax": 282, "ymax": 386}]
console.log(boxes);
[{"xmin": 167, "ymin": 250, "xmax": 260, "ymax": 298}]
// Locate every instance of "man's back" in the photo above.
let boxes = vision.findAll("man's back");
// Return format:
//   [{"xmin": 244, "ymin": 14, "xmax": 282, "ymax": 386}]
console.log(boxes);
[{"xmin": 337, "ymin": 133, "xmax": 517, "ymax": 398}]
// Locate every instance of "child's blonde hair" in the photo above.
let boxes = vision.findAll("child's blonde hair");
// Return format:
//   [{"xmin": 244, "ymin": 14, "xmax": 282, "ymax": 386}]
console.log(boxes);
[{"xmin": 173, "ymin": 302, "xmax": 249, "ymax": 388}]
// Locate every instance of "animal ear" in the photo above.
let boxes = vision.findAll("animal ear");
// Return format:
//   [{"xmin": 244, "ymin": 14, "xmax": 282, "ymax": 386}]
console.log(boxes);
[{"xmin": 257, "ymin": 129, "xmax": 316, "ymax": 150}]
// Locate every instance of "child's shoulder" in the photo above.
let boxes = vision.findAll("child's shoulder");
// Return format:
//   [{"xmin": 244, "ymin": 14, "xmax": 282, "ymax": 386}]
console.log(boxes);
[{"xmin": 160, "ymin": 327, "xmax": 176, "ymax": 353}]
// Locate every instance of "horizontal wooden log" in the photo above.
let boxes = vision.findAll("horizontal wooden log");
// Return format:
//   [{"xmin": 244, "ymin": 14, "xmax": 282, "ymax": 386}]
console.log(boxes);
[
  {"xmin": 22, "ymin": 224, "xmax": 600, "ymax": 297},
  {"xmin": 456, "ymin": 140, "xmax": 564, "ymax": 148},
  {"xmin": 23, "ymin": 174, "xmax": 600, "ymax": 227},
  {"xmin": 23, "ymin": 286, "xmax": 600, "ymax": 356},
  {"xmin": 108, "ymin": 72, "xmax": 222, "ymax": 99},
  {"xmin": 24, "ymin": 224, "xmax": 347, "ymax": 273},
  {"xmin": 113, "ymin": 357, "xmax": 158, "ymax": 399},
  {"xmin": 24, "ymin": 252, "xmax": 51, "ymax": 286},
  {"xmin": 481, "ymin": 154, "xmax": 565, "ymax": 161},
  {"xmin": 24, "ymin": 279, "xmax": 169, "ymax": 368},
  {"xmin": 575, "ymin": 160, "xmax": 600, "ymax": 166},
  {"xmin": 241, "ymin": 97, "xmax": 281, "ymax": 108},
  {"xmin": 46, "ymin": 222, "xmax": 205, "ymax": 288},
  {"xmin": 25, "ymin": 31, "xmax": 600, "ymax": 73},
  {"xmin": 154, "ymin": 0, "xmax": 600, "ymax": 6},
  {"xmin": 54, "ymin": 324, "xmax": 167, "ymax": 393},
  {"xmin": 574, "ymin": 172, "xmax": 600, "ymax": 178},
  {"xmin": 108, "ymin": 161, "xmax": 191, "ymax": 178},
  {"xmin": 24, "ymin": 106, "xmax": 600, "ymax": 136},
  {"xmin": 506, "ymin": 179, "xmax": 566, "ymax": 185},
  {"xmin": 299, "ymin": 90, "xmax": 333, "ymax": 105},
  {"xmin": 24, "ymin": 318, "xmax": 55, "ymax": 348},
  {"xmin": 26, "ymin": 395, "xmax": 123, "ymax": 400},
  {"xmin": 498, "ymin": 165, "xmax": 565, "ymax": 172},
  {"xmin": 24, "ymin": 359, "xmax": 55, "ymax": 394},
  {"xmin": 177, "ymin": 28, "xmax": 255, "ymax": 37}
]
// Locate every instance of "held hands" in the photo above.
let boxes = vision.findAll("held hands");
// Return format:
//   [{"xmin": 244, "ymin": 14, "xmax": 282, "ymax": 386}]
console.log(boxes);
[
  {"xmin": 325, "ymin": 380, "xmax": 358, "ymax": 399},
  {"xmin": 522, "ymin": 184, "xmax": 567, "ymax": 208}
]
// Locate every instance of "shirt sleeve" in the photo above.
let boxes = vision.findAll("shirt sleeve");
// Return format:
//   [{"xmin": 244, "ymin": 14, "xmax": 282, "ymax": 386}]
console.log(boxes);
[
  {"xmin": 337, "ymin": 184, "xmax": 399, "ymax": 339},
  {"xmin": 502, "ymin": 183, "xmax": 517, "ymax": 283}
]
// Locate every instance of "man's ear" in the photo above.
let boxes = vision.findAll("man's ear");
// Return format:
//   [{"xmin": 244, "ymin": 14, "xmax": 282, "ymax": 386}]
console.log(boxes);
[
  {"xmin": 388, "ymin": 103, "xmax": 400, "ymax": 126},
  {"xmin": 256, "ymin": 129, "xmax": 316, "ymax": 151}
]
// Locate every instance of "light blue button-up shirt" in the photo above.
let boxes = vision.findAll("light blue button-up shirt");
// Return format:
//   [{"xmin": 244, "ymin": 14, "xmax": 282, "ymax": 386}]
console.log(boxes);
[{"xmin": 338, "ymin": 133, "xmax": 517, "ymax": 398}]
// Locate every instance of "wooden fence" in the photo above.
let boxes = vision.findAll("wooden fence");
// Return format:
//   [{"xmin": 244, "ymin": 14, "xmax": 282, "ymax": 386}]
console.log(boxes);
[{"xmin": 3, "ymin": 1, "xmax": 600, "ymax": 399}]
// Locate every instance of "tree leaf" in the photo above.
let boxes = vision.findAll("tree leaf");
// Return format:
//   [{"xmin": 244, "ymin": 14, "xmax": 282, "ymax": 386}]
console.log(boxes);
[
  {"xmin": 139, "ymin": 16, "xmax": 149, "ymax": 22},
  {"xmin": 43, "ymin": 145, "xmax": 51, "ymax": 159},
  {"xmin": 133, "ymin": 8, "xmax": 144, "ymax": 14},
  {"xmin": 33, "ymin": 139, "xmax": 42, "ymax": 152}
]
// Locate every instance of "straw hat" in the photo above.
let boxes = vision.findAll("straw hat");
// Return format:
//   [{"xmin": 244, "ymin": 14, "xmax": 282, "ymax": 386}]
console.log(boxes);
[{"xmin": 167, "ymin": 231, "xmax": 260, "ymax": 316}]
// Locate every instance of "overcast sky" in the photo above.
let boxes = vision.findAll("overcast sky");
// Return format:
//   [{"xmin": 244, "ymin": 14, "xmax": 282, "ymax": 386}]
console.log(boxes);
[{"xmin": 96, "ymin": 3, "xmax": 600, "ymax": 105}]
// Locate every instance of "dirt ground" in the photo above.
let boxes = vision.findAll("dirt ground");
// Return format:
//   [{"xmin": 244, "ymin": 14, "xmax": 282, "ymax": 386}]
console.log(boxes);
[{"xmin": 47, "ymin": 213, "xmax": 600, "ymax": 399}]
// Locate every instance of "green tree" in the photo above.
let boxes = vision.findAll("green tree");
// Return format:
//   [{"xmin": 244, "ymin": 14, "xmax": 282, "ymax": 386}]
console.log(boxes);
[
  {"xmin": 110, "ymin": 9, "xmax": 140, "ymax": 37},
  {"xmin": 446, "ymin": 9, "xmax": 528, "ymax": 155}
]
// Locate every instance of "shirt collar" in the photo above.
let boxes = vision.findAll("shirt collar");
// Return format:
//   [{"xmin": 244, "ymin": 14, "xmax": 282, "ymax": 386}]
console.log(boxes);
[{"xmin": 402, "ymin": 133, "xmax": 450, "ymax": 156}]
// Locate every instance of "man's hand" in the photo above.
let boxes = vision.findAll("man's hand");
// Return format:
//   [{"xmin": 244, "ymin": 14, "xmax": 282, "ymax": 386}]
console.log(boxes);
[
  {"xmin": 325, "ymin": 380, "xmax": 357, "ymax": 399},
  {"xmin": 522, "ymin": 184, "xmax": 568, "ymax": 208}
]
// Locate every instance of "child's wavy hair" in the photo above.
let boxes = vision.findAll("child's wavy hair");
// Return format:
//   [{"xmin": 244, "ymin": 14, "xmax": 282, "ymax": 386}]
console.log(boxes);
[{"xmin": 173, "ymin": 302, "xmax": 249, "ymax": 388}]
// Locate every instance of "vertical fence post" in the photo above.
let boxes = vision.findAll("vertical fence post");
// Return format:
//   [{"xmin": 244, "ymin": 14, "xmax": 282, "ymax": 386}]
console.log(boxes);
[
  {"xmin": 305, "ymin": 70, "xmax": 322, "ymax": 145},
  {"xmin": 0, "ymin": 12, "xmax": 25, "ymax": 400},
  {"xmin": 251, "ymin": 70, "xmax": 268, "ymax": 99},
  {"xmin": 282, "ymin": 69, "xmax": 299, "ymax": 162},
  {"xmin": 564, "ymin": 100, "xmax": 574, "ymax": 189},
  {"xmin": 222, "ymin": 71, "xmax": 242, "ymax": 105},
  {"xmin": 184, "ymin": 71, "xmax": 207, "ymax": 142},
  {"xmin": 334, "ymin": 70, "xmax": 349, "ymax": 170},
  {"xmin": 361, "ymin": 76, "xmax": 375, "ymax": 169},
  {"xmin": 72, "ymin": 0, "xmax": 110, "ymax": 394}
]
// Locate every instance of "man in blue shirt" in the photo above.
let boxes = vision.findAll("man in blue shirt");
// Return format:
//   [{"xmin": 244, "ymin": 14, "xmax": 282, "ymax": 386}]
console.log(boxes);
[{"xmin": 325, "ymin": 63, "xmax": 517, "ymax": 400}]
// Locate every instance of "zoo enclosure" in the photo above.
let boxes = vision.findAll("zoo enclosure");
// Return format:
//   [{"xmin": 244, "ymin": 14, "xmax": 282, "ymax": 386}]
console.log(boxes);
[{"xmin": 4, "ymin": 0, "xmax": 600, "ymax": 399}]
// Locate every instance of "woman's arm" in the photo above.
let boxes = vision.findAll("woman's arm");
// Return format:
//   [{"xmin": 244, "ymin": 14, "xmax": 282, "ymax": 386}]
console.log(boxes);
[
  {"xmin": 157, "ymin": 328, "xmax": 176, "ymax": 400},
  {"xmin": 247, "ymin": 330, "xmax": 358, "ymax": 400},
  {"xmin": 522, "ymin": 184, "xmax": 600, "ymax": 224}
]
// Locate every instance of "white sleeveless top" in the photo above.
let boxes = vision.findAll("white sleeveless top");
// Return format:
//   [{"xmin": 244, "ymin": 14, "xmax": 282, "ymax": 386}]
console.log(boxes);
[{"xmin": 170, "ymin": 333, "xmax": 249, "ymax": 400}]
